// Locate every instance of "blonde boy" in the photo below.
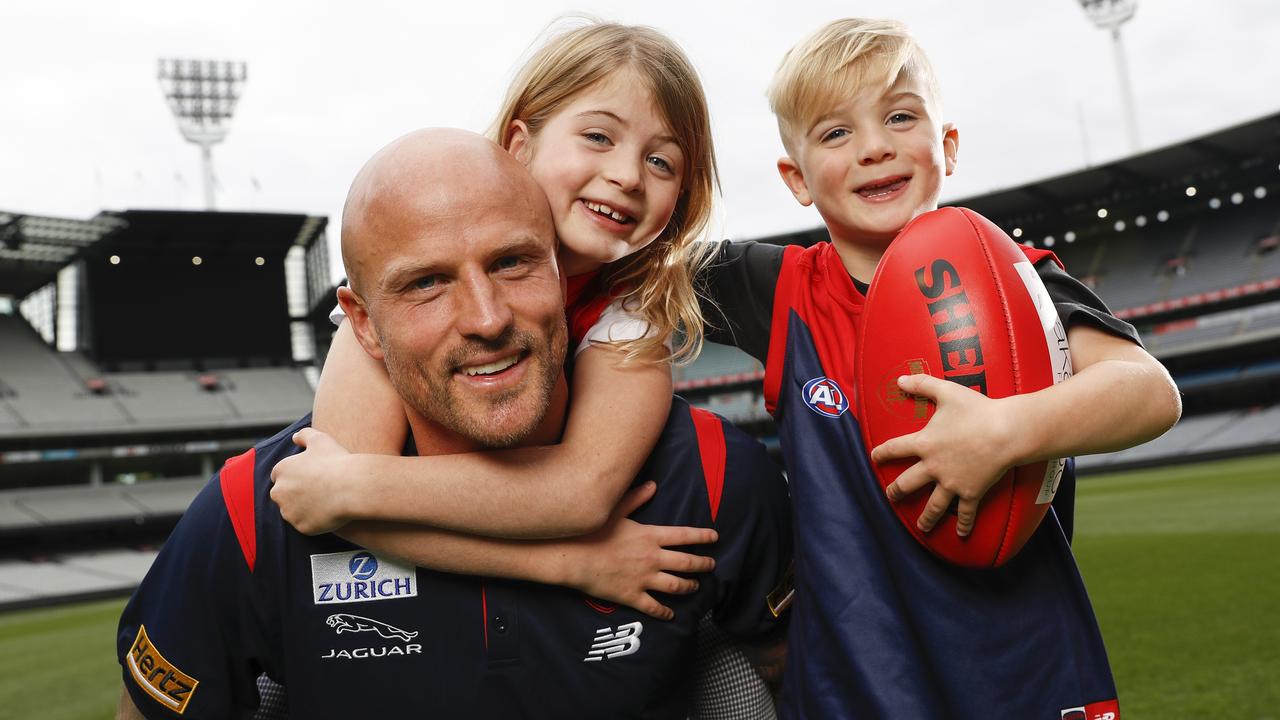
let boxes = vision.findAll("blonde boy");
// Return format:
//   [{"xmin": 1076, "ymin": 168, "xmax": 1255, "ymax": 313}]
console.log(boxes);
[{"xmin": 698, "ymin": 18, "xmax": 1179, "ymax": 719}]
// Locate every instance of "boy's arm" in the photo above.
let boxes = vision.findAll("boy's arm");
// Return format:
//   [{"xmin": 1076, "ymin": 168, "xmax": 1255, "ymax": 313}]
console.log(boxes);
[
  {"xmin": 272, "ymin": 343, "xmax": 672, "ymax": 538},
  {"xmin": 698, "ymin": 240, "xmax": 786, "ymax": 362},
  {"xmin": 341, "ymin": 481, "xmax": 717, "ymax": 620},
  {"xmin": 874, "ymin": 323, "xmax": 1181, "ymax": 534}
]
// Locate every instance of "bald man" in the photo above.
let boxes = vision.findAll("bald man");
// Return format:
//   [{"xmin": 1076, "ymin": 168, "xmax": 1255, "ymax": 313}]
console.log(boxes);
[
  {"xmin": 116, "ymin": 130, "xmax": 792, "ymax": 719},
  {"xmin": 334, "ymin": 129, "xmax": 568, "ymax": 453}
]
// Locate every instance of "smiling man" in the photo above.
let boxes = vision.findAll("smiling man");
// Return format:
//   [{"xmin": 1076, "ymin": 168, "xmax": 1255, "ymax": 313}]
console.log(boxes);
[
  {"xmin": 336, "ymin": 128, "xmax": 568, "ymax": 453},
  {"xmin": 115, "ymin": 129, "xmax": 792, "ymax": 719}
]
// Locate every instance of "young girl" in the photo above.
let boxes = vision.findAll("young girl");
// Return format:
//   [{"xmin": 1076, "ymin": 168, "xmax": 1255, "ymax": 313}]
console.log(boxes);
[{"xmin": 270, "ymin": 21, "xmax": 725, "ymax": 621}]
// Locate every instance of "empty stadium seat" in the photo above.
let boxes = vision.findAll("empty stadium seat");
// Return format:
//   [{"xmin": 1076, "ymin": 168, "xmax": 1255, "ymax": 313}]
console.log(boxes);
[
  {"xmin": 218, "ymin": 367, "xmax": 315, "ymax": 420},
  {"xmin": 0, "ymin": 478, "xmax": 203, "ymax": 531},
  {"xmin": 0, "ymin": 315, "xmax": 131, "ymax": 433},
  {"xmin": 0, "ymin": 548, "xmax": 160, "ymax": 610},
  {"xmin": 1077, "ymin": 405, "xmax": 1279, "ymax": 471}
]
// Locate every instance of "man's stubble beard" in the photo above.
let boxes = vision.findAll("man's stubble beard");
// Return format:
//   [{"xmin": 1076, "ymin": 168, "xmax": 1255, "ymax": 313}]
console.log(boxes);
[{"xmin": 380, "ymin": 320, "xmax": 566, "ymax": 449}]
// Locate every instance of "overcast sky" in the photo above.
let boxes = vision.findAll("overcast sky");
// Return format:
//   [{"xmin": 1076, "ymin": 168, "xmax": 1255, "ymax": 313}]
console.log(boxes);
[{"xmin": 3, "ymin": 1, "xmax": 1279, "ymax": 282}]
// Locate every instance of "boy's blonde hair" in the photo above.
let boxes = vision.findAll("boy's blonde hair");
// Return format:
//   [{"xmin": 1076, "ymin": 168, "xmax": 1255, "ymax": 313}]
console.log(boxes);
[
  {"xmin": 489, "ymin": 20, "xmax": 716, "ymax": 364},
  {"xmin": 768, "ymin": 18, "xmax": 941, "ymax": 155}
]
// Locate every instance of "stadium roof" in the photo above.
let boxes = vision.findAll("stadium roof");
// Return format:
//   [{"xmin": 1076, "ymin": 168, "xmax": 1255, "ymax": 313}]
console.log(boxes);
[
  {"xmin": 0, "ymin": 209, "xmax": 327, "ymax": 300},
  {"xmin": 959, "ymin": 110, "xmax": 1280, "ymax": 229},
  {"xmin": 0, "ymin": 212, "xmax": 127, "ymax": 298},
  {"xmin": 91, "ymin": 210, "xmax": 326, "ymax": 259}
]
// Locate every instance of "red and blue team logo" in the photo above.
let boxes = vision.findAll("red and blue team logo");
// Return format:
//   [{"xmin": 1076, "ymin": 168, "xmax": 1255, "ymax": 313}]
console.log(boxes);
[{"xmin": 802, "ymin": 376, "xmax": 849, "ymax": 418}]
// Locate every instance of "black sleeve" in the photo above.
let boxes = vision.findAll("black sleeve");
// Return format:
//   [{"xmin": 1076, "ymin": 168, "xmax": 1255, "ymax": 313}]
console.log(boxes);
[
  {"xmin": 1034, "ymin": 259, "xmax": 1140, "ymax": 542},
  {"xmin": 1036, "ymin": 257, "xmax": 1144, "ymax": 346},
  {"xmin": 117, "ymin": 476, "xmax": 269, "ymax": 718},
  {"xmin": 708, "ymin": 424, "xmax": 794, "ymax": 637},
  {"xmin": 698, "ymin": 240, "xmax": 787, "ymax": 363}
]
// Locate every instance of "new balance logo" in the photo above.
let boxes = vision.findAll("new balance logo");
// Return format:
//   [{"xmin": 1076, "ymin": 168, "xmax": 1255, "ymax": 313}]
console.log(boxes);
[{"xmin": 583, "ymin": 621, "xmax": 643, "ymax": 662}]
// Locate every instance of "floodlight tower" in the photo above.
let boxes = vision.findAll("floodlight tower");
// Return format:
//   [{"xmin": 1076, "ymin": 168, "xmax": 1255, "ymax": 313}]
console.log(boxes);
[
  {"xmin": 1079, "ymin": 0, "xmax": 1140, "ymax": 154},
  {"xmin": 158, "ymin": 59, "xmax": 248, "ymax": 210}
]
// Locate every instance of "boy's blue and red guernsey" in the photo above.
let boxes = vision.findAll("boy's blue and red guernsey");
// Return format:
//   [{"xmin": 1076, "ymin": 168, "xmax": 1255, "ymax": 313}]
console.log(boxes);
[{"xmin": 701, "ymin": 238, "xmax": 1138, "ymax": 719}]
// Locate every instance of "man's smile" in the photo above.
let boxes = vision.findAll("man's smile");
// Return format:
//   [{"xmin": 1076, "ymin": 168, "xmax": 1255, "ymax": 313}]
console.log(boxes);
[{"xmin": 459, "ymin": 352, "xmax": 524, "ymax": 377}]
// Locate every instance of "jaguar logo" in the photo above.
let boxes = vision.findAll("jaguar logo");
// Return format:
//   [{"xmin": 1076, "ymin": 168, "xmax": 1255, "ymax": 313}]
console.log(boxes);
[{"xmin": 325, "ymin": 614, "xmax": 418, "ymax": 642}]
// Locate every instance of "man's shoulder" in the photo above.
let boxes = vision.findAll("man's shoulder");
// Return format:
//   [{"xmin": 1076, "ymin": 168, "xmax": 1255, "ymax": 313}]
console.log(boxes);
[
  {"xmin": 216, "ymin": 415, "xmax": 312, "ymax": 492},
  {"xmin": 251, "ymin": 415, "xmax": 313, "ymax": 466},
  {"xmin": 651, "ymin": 398, "xmax": 788, "ymax": 518},
  {"xmin": 655, "ymin": 399, "xmax": 793, "ymax": 637},
  {"xmin": 174, "ymin": 416, "xmax": 310, "ymax": 570},
  {"xmin": 661, "ymin": 397, "xmax": 769, "ymax": 462},
  {"xmin": 182, "ymin": 416, "xmax": 309, "ymax": 513}
]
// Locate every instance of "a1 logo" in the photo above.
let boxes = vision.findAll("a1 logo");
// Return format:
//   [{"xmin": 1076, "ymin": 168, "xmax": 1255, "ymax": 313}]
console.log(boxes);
[{"xmin": 802, "ymin": 376, "xmax": 848, "ymax": 418}]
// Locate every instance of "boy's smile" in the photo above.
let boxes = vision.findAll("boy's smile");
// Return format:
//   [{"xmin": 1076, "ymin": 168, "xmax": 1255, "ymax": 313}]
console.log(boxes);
[
  {"xmin": 777, "ymin": 73, "xmax": 958, "ymax": 276},
  {"xmin": 854, "ymin": 174, "xmax": 911, "ymax": 200}
]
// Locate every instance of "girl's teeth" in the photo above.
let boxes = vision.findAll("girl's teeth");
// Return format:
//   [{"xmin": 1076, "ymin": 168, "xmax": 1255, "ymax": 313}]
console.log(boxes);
[{"xmin": 585, "ymin": 201, "xmax": 628, "ymax": 222}]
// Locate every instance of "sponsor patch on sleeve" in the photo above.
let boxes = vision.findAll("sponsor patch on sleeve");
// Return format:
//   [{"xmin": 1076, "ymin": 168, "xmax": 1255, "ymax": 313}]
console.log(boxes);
[{"xmin": 126, "ymin": 625, "xmax": 198, "ymax": 714}]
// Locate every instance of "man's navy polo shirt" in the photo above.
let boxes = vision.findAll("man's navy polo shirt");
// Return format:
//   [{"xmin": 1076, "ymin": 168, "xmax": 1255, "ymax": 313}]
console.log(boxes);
[{"xmin": 118, "ymin": 398, "xmax": 792, "ymax": 718}]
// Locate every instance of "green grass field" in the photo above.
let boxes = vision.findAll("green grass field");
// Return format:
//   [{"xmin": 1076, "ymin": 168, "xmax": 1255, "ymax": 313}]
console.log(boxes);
[
  {"xmin": 0, "ymin": 595, "xmax": 125, "ymax": 719},
  {"xmin": 3, "ymin": 453, "xmax": 1278, "ymax": 718},
  {"xmin": 1073, "ymin": 453, "xmax": 1280, "ymax": 719}
]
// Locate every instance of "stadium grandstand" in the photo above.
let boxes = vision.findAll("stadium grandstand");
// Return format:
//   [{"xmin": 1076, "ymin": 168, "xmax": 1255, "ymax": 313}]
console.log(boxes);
[
  {"xmin": 2, "ymin": 111, "xmax": 1279, "ymax": 612},
  {"xmin": 0, "ymin": 209, "xmax": 331, "ymax": 610}
]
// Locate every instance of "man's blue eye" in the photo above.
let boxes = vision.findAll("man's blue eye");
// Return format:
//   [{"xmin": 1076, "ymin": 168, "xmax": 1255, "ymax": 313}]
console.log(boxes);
[
  {"xmin": 413, "ymin": 276, "xmax": 439, "ymax": 290},
  {"xmin": 495, "ymin": 256, "xmax": 521, "ymax": 270}
]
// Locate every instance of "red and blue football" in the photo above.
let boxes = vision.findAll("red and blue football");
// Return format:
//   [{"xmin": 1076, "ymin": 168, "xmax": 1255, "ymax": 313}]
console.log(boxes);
[{"xmin": 857, "ymin": 207, "xmax": 1073, "ymax": 568}]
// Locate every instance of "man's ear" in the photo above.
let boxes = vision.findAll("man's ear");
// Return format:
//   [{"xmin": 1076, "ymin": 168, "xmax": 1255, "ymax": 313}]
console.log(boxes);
[
  {"xmin": 942, "ymin": 122, "xmax": 959, "ymax": 177},
  {"xmin": 336, "ymin": 286, "xmax": 384, "ymax": 362},
  {"xmin": 776, "ymin": 156, "xmax": 813, "ymax": 207},
  {"xmin": 506, "ymin": 120, "xmax": 534, "ymax": 165}
]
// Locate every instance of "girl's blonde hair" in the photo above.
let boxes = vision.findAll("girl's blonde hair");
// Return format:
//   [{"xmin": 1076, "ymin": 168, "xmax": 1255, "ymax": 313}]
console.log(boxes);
[{"xmin": 488, "ymin": 20, "xmax": 716, "ymax": 364}]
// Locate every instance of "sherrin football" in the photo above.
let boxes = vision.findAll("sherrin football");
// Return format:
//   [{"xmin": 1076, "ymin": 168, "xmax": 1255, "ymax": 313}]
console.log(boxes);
[{"xmin": 857, "ymin": 207, "xmax": 1073, "ymax": 568}]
